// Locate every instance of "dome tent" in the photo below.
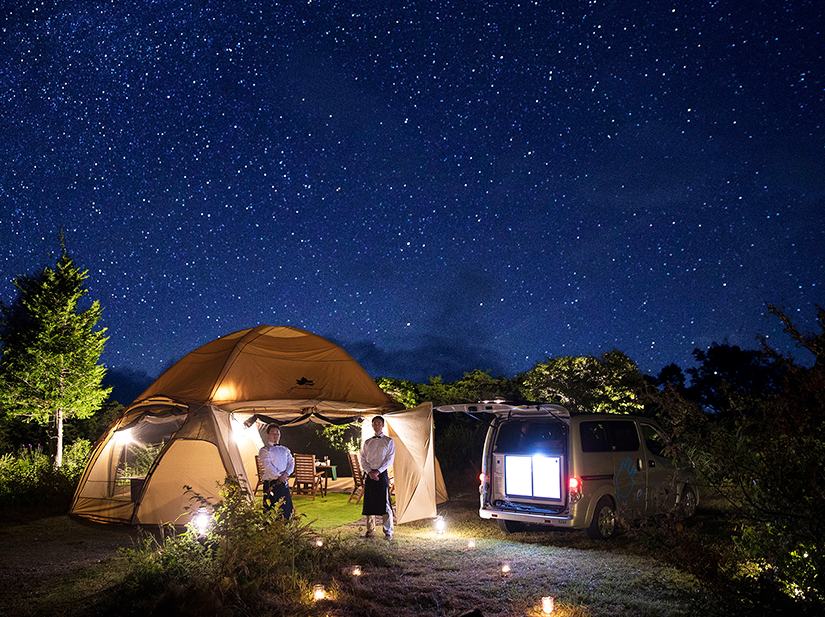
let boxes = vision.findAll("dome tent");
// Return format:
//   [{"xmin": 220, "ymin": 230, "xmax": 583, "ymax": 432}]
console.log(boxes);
[{"xmin": 70, "ymin": 325, "xmax": 446, "ymax": 527}]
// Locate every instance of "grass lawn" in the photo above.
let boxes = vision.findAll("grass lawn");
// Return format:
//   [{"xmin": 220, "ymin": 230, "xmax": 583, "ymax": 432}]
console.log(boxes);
[
  {"xmin": 306, "ymin": 494, "xmax": 719, "ymax": 617},
  {"xmin": 1, "ymin": 492, "xmax": 729, "ymax": 617},
  {"xmin": 292, "ymin": 491, "xmax": 366, "ymax": 529}
]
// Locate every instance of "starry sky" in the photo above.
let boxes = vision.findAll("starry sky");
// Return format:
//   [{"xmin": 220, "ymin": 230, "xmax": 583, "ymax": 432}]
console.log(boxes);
[{"xmin": 1, "ymin": 1, "xmax": 822, "ymax": 403}]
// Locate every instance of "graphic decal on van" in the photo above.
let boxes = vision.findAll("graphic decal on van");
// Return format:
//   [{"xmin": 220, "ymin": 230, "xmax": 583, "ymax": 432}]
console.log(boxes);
[{"xmin": 615, "ymin": 457, "xmax": 637, "ymax": 501}]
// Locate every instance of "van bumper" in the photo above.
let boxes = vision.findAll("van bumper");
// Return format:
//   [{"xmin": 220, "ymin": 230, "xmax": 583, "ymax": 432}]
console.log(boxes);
[{"xmin": 480, "ymin": 506, "xmax": 583, "ymax": 528}]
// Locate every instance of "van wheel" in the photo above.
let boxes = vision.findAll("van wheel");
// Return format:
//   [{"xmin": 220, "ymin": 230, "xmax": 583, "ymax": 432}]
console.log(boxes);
[
  {"xmin": 586, "ymin": 497, "xmax": 617, "ymax": 540},
  {"xmin": 497, "ymin": 519, "xmax": 525, "ymax": 533},
  {"xmin": 679, "ymin": 486, "xmax": 697, "ymax": 519}
]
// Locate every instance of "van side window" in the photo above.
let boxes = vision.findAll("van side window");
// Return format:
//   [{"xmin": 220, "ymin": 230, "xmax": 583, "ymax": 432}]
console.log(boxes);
[
  {"xmin": 580, "ymin": 422, "xmax": 611, "ymax": 452},
  {"xmin": 641, "ymin": 424, "xmax": 667, "ymax": 457},
  {"xmin": 609, "ymin": 421, "xmax": 641, "ymax": 452}
]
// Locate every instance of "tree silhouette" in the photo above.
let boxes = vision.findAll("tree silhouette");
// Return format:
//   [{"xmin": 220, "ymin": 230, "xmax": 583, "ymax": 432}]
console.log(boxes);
[{"xmin": 0, "ymin": 237, "xmax": 111, "ymax": 466}]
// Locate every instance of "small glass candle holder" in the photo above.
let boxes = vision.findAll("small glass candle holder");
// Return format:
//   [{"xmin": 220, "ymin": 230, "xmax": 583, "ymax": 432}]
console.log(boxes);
[
  {"xmin": 541, "ymin": 595, "xmax": 554, "ymax": 614},
  {"xmin": 313, "ymin": 584, "xmax": 325, "ymax": 600},
  {"xmin": 467, "ymin": 538, "xmax": 476, "ymax": 549},
  {"xmin": 314, "ymin": 535, "xmax": 324, "ymax": 547},
  {"xmin": 351, "ymin": 565, "xmax": 362, "ymax": 576}
]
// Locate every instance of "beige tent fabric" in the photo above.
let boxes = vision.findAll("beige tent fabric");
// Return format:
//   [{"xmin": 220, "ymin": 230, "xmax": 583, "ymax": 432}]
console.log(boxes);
[
  {"xmin": 135, "ymin": 325, "xmax": 401, "ymax": 413},
  {"xmin": 385, "ymin": 404, "xmax": 438, "ymax": 524},
  {"xmin": 134, "ymin": 406, "xmax": 257, "ymax": 526},
  {"xmin": 70, "ymin": 326, "xmax": 442, "ymax": 527}
]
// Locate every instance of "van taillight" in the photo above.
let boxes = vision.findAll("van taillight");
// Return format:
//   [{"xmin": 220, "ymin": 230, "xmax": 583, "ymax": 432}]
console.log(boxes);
[{"xmin": 568, "ymin": 477, "xmax": 583, "ymax": 503}]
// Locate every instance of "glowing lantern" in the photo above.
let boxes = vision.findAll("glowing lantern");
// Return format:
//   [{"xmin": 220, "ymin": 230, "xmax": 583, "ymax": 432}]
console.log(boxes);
[
  {"xmin": 313, "ymin": 584, "xmax": 326, "ymax": 601},
  {"xmin": 435, "ymin": 515, "xmax": 446, "ymax": 535},
  {"xmin": 351, "ymin": 565, "xmax": 362, "ymax": 576},
  {"xmin": 314, "ymin": 536, "xmax": 324, "ymax": 547},
  {"xmin": 467, "ymin": 538, "xmax": 476, "ymax": 549},
  {"xmin": 194, "ymin": 506, "xmax": 211, "ymax": 535},
  {"xmin": 542, "ymin": 596, "xmax": 555, "ymax": 614},
  {"xmin": 500, "ymin": 561, "xmax": 512, "ymax": 576}
]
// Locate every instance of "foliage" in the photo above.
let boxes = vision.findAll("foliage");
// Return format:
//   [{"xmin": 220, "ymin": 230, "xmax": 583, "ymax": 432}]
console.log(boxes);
[
  {"xmin": 433, "ymin": 412, "xmax": 488, "ymax": 490},
  {"xmin": 0, "ymin": 439, "xmax": 90, "ymax": 513},
  {"xmin": 118, "ymin": 479, "xmax": 374, "ymax": 615},
  {"xmin": 376, "ymin": 377, "xmax": 420, "ymax": 407},
  {"xmin": 0, "ymin": 237, "xmax": 111, "ymax": 467},
  {"xmin": 318, "ymin": 423, "xmax": 360, "ymax": 453},
  {"xmin": 419, "ymin": 369, "xmax": 521, "ymax": 406},
  {"xmin": 684, "ymin": 343, "xmax": 787, "ymax": 416},
  {"xmin": 519, "ymin": 350, "xmax": 646, "ymax": 414},
  {"xmin": 652, "ymin": 305, "xmax": 825, "ymax": 610},
  {"xmin": 119, "ymin": 441, "xmax": 165, "ymax": 480}
]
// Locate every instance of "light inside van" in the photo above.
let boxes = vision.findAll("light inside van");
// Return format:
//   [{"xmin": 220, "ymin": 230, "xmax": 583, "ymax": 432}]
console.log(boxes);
[{"xmin": 504, "ymin": 454, "xmax": 562, "ymax": 499}]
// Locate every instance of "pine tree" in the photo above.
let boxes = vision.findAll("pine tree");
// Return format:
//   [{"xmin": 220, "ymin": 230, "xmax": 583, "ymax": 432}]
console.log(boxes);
[{"xmin": 0, "ymin": 238, "xmax": 112, "ymax": 467}]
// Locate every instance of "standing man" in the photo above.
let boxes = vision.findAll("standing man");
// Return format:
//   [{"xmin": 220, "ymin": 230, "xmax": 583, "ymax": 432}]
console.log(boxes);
[
  {"xmin": 360, "ymin": 415, "xmax": 395, "ymax": 540},
  {"xmin": 259, "ymin": 424, "xmax": 294, "ymax": 519}
]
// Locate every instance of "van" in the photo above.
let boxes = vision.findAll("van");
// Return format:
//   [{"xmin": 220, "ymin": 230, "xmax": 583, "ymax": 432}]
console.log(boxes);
[{"xmin": 437, "ymin": 402, "xmax": 698, "ymax": 539}]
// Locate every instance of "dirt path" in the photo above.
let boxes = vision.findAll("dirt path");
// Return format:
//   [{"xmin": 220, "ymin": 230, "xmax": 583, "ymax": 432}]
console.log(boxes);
[{"xmin": 0, "ymin": 515, "xmax": 140, "ymax": 614}]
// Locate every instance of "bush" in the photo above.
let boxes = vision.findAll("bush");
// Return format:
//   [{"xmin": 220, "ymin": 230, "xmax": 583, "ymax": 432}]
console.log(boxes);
[
  {"xmin": 0, "ymin": 439, "xmax": 89, "ymax": 514},
  {"xmin": 649, "ymin": 305, "xmax": 825, "ymax": 613},
  {"xmin": 117, "ymin": 479, "xmax": 388, "ymax": 616}
]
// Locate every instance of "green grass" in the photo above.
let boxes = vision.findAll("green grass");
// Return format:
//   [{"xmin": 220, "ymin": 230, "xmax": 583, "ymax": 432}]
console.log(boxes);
[{"xmin": 292, "ymin": 491, "xmax": 365, "ymax": 529}]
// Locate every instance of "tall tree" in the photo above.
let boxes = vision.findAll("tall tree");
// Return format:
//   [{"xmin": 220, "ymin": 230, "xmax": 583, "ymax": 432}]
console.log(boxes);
[
  {"xmin": 685, "ymin": 343, "xmax": 786, "ymax": 416},
  {"xmin": 0, "ymin": 238, "xmax": 111, "ymax": 467},
  {"xmin": 519, "ymin": 350, "xmax": 646, "ymax": 414}
]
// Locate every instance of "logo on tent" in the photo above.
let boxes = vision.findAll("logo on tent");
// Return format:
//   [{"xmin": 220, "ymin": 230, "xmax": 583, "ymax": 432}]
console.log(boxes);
[{"xmin": 288, "ymin": 377, "xmax": 318, "ymax": 392}]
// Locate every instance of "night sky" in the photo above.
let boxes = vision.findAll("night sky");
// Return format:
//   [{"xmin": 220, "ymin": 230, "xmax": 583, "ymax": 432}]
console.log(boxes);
[{"xmin": 1, "ymin": 1, "xmax": 822, "ymax": 402}]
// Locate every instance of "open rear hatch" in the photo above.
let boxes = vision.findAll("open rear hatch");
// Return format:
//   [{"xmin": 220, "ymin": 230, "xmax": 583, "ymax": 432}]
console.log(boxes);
[{"xmin": 436, "ymin": 402, "xmax": 570, "ymax": 512}]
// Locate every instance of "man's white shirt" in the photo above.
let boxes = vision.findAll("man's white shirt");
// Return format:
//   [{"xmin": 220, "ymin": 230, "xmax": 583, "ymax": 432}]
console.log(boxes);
[
  {"xmin": 259, "ymin": 443, "xmax": 294, "ymax": 480},
  {"xmin": 360, "ymin": 434, "xmax": 395, "ymax": 474}
]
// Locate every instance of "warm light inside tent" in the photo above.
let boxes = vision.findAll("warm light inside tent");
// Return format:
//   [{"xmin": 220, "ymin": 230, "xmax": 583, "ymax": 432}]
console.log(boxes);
[
  {"xmin": 231, "ymin": 417, "xmax": 251, "ymax": 443},
  {"xmin": 213, "ymin": 384, "xmax": 236, "ymax": 401},
  {"xmin": 114, "ymin": 428, "xmax": 133, "ymax": 444}
]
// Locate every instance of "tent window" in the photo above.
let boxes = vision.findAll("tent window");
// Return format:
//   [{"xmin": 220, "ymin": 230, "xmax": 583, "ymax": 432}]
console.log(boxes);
[{"xmin": 113, "ymin": 415, "xmax": 185, "ymax": 496}]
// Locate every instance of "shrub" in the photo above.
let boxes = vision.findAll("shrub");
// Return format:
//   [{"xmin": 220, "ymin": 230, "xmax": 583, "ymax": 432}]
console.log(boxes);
[
  {"xmin": 117, "ymin": 479, "xmax": 376, "ymax": 616},
  {"xmin": 0, "ymin": 441, "xmax": 89, "ymax": 514}
]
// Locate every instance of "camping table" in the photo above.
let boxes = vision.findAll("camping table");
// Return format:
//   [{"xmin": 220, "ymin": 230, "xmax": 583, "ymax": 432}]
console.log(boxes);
[{"xmin": 315, "ymin": 463, "xmax": 337, "ymax": 494}]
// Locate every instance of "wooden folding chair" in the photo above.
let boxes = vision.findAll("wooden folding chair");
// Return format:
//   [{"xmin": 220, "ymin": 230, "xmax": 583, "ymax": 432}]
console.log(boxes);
[
  {"xmin": 347, "ymin": 451, "xmax": 365, "ymax": 503},
  {"xmin": 253, "ymin": 455, "xmax": 265, "ymax": 497},
  {"xmin": 292, "ymin": 454, "xmax": 325, "ymax": 499}
]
